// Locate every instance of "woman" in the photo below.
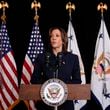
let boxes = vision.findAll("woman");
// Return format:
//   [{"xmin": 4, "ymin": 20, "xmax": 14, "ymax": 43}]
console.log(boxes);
[{"xmin": 31, "ymin": 26, "xmax": 81, "ymax": 110}]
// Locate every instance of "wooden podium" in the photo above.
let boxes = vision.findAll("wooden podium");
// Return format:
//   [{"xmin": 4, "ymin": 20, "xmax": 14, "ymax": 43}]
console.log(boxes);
[{"xmin": 19, "ymin": 84, "xmax": 91, "ymax": 100}]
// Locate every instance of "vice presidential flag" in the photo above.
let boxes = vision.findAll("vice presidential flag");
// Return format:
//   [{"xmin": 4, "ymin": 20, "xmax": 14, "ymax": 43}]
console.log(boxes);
[
  {"xmin": 0, "ymin": 21, "xmax": 19, "ymax": 110},
  {"xmin": 67, "ymin": 20, "xmax": 86, "ymax": 110},
  {"xmin": 21, "ymin": 22, "xmax": 44, "ymax": 110},
  {"xmin": 91, "ymin": 17, "xmax": 110, "ymax": 110}
]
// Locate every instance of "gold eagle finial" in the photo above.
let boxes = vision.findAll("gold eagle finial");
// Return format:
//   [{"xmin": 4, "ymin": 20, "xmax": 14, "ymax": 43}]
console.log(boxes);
[
  {"xmin": 66, "ymin": 2, "xmax": 75, "ymax": 18},
  {"xmin": 97, "ymin": 2, "xmax": 107, "ymax": 14},
  {"xmin": 31, "ymin": 0, "xmax": 41, "ymax": 23},
  {"xmin": 0, "ymin": 1, "xmax": 9, "ymax": 22}
]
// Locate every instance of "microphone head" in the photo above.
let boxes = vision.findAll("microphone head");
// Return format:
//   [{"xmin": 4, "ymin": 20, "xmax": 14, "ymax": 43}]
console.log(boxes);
[
  {"xmin": 45, "ymin": 52, "xmax": 51, "ymax": 67},
  {"xmin": 57, "ymin": 52, "xmax": 63, "ymax": 58},
  {"xmin": 46, "ymin": 52, "xmax": 51, "ymax": 58},
  {"xmin": 57, "ymin": 52, "xmax": 63, "ymax": 67}
]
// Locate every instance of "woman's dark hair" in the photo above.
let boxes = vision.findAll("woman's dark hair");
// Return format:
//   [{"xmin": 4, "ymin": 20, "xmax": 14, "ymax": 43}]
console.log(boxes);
[{"xmin": 49, "ymin": 26, "xmax": 68, "ymax": 52}]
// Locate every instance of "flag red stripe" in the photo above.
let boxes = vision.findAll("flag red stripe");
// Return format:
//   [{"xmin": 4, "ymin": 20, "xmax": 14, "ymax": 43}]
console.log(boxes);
[
  {"xmin": 0, "ymin": 88, "xmax": 10, "ymax": 107},
  {"xmin": 0, "ymin": 61, "xmax": 18, "ymax": 93},
  {"xmin": 4, "ymin": 53, "xmax": 18, "ymax": 92},
  {"xmin": 23, "ymin": 60, "xmax": 32, "ymax": 76},
  {"xmin": 21, "ymin": 73, "xmax": 30, "ymax": 84},
  {"xmin": 21, "ymin": 59, "xmax": 33, "ymax": 84},
  {"xmin": 2, "ymin": 75, "xmax": 17, "ymax": 101},
  {"xmin": 29, "ymin": 105, "xmax": 33, "ymax": 110},
  {"xmin": 0, "ymin": 101, "xmax": 4, "ymax": 110},
  {"xmin": 5, "ymin": 51, "xmax": 17, "ymax": 76}
]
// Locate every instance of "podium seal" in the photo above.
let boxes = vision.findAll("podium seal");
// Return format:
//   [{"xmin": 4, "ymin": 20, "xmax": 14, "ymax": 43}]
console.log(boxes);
[{"xmin": 40, "ymin": 78, "xmax": 68, "ymax": 107}]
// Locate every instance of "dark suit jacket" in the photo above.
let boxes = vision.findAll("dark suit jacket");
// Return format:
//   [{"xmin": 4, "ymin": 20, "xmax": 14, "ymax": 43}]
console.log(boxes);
[{"xmin": 31, "ymin": 51, "xmax": 81, "ymax": 110}]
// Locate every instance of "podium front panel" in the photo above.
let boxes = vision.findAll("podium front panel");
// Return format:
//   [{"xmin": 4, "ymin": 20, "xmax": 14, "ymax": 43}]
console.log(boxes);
[{"xmin": 19, "ymin": 84, "xmax": 90, "ymax": 100}]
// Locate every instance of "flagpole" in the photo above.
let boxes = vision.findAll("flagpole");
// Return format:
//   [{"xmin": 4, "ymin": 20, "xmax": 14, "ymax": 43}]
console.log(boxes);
[
  {"xmin": 0, "ymin": 1, "xmax": 9, "ymax": 23},
  {"xmin": 31, "ymin": 0, "xmax": 41, "ymax": 23},
  {"xmin": 0, "ymin": 1, "xmax": 9, "ymax": 88},
  {"xmin": 66, "ymin": 2, "xmax": 75, "ymax": 20},
  {"xmin": 97, "ymin": 2, "xmax": 108, "ymax": 105},
  {"xmin": 0, "ymin": 0, "xmax": 9, "ymax": 51},
  {"xmin": 66, "ymin": 2, "xmax": 75, "ymax": 52},
  {"xmin": 31, "ymin": 0, "xmax": 41, "ymax": 60}
]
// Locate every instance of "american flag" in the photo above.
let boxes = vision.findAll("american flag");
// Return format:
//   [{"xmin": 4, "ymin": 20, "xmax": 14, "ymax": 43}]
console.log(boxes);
[
  {"xmin": 21, "ymin": 22, "xmax": 44, "ymax": 110},
  {"xmin": 0, "ymin": 22, "xmax": 19, "ymax": 110}
]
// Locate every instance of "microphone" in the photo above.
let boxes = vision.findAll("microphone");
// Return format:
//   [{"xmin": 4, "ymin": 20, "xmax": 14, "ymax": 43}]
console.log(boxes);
[
  {"xmin": 57, "ymin": 52, "xmax": 63, "ymax": 67},
  {"xmin": 45, "ymin": 52, "xmax": 51, "ymax": 67}
]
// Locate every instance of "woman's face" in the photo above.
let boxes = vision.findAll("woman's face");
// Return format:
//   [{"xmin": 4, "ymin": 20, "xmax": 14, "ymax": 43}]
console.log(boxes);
[{"xmin": 50, "ymin": 29, "xmax": 63, "ymax": 49}]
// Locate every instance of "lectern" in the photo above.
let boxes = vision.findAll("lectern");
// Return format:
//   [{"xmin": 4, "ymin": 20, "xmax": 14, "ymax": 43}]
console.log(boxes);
[
  {"xmin": 19, "ymin": 84, "xmax": 90, "ymax": 100},
  {"xmin": 19, "ymin": 82, "xmax": 90, "ymax": 110}
]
